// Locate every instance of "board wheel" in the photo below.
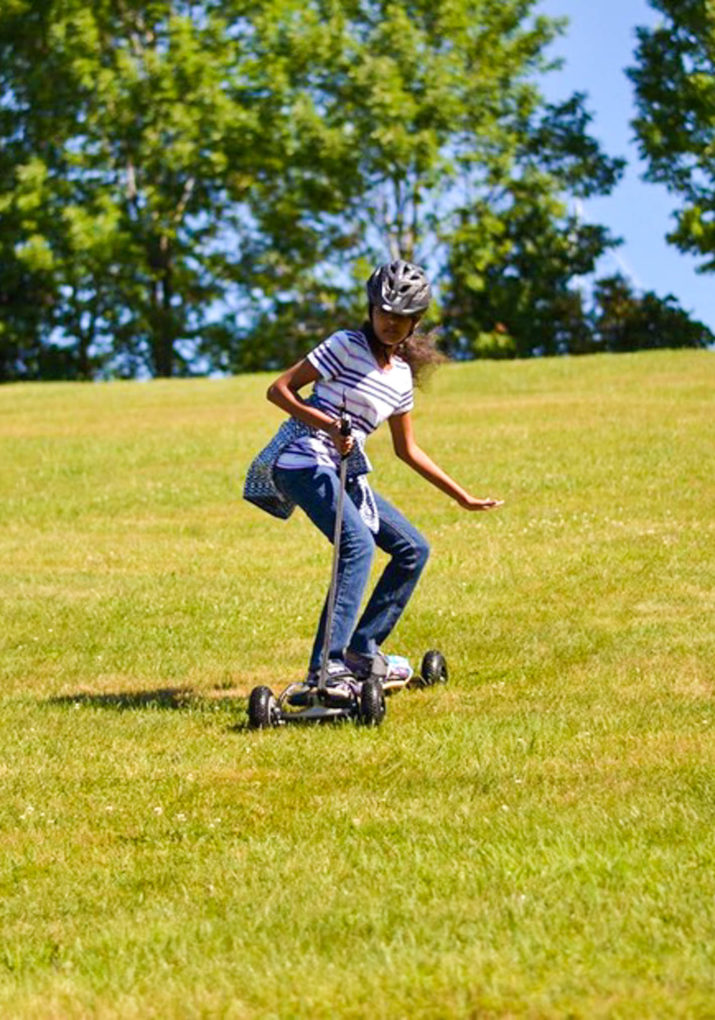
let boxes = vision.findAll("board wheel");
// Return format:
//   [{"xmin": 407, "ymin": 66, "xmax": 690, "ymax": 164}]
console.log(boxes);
[
  {"xmin": 359, "ymin": 677, "xmax": 386, "ymax": 727},
  {"xmin": 248, "ymin": 685, "xmax": 281, "ymax": 729},
  {"xmin": 420, "ymin": 650, "xmax": 448, "ymax": 686}
]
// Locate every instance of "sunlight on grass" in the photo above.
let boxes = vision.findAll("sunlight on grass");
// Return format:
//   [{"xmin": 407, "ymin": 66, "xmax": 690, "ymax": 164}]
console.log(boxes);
[{"xmin": 0, "ymin": 351, "xmax": 713, "ymax": 1017}]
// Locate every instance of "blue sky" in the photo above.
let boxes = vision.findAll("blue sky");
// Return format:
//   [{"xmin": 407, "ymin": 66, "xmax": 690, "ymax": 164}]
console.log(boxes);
[{"xmin": 537, "ymin": 0, "xmax": 714, "ymax": 329}]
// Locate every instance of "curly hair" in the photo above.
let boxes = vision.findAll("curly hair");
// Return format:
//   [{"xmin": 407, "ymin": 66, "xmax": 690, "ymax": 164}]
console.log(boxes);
[{"xmin": 395, "ymin": 329, "xmax": 447, "ymax": 386}]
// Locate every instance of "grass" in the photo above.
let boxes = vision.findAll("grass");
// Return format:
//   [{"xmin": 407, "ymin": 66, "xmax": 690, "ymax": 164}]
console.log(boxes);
[{"xmin": 0, "ymin": 350, "xmax": 713, "ymax": 1018}]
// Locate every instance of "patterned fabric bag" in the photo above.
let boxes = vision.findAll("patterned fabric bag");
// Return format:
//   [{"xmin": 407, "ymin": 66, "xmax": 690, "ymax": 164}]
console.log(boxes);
[{"xmin": 243, "ymin": 396, "xmax": 379, "ymax": 533}]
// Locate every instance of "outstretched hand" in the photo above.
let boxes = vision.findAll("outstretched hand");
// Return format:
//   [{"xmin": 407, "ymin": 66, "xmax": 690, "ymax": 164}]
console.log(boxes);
[{"xmin": 457, "ymin": 494, "xmax": 504, "ymax": 511}]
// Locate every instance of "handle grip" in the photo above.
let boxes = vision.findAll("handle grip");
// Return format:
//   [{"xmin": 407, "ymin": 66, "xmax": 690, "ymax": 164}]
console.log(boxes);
[{"xmin": 337, "ymin": 406, "xmax": 352, "ymax": 462}]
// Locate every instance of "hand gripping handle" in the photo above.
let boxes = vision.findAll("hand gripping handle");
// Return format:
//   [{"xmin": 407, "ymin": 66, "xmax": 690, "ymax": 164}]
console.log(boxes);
[{"xmin": 338, "ymin": 402, "xmax": 352, "ymax": 459}]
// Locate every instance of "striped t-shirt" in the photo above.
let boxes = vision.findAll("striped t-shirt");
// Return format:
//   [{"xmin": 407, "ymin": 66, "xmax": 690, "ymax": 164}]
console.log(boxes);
[{"xmin": 275, "ymin": 329, "xmax": 414, "ymax": 472}]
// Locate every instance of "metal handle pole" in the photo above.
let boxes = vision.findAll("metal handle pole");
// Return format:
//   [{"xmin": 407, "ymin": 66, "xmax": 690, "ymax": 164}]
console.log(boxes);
[{"xmin": 318, "ymin": 406, "xmax": 352, "ymax": 694}]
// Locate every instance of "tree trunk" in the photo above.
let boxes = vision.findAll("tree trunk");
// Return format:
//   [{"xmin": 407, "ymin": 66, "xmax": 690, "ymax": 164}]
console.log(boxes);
[
  {"xmin": 151, "ymin": 235, "xmax": 174, "ymax": 377},
  {"xmin": 77, "ymin": 330, "xmax": 91, "ymax": 380}
]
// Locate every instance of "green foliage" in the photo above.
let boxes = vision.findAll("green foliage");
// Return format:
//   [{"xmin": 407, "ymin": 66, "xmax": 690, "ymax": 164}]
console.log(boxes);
[
  {"xmin": 593, "ymin": 274, "xmax": 715, "ymax": 352},
  {"xmin": 444, "ymin": 190, "xmax": 615, "ymax": 357},
  {"xmin": 629, "ymin": 0, "xmax": 715, "ymax": 271},
  {"xmin": 0, "ymin": 0, "xmax": 339, "ymax": 378},
  {"xmin": 441, "ymin": 80, "xmax": 629, "ymax": 358},
  {"xmin": 225, "ymin": 286, "xmax": 365, "ymax": 373},
  {"xmin": 446, "ymin": 268, "xmax": 714, "ymax": 360},
  {"xmin": 2, "ymin": 0, "xmax": 706, "ymax": 377},
  {"xmin": 235, "ymin": 0, "xmax": 627, "ymax": 368},
  {"xmin": 448, "ymin": 269, "xmax": 709, "ymax": 361},
  {"xmin": 471, "ymin": 326, "xmax": 519, "ymax": 359}
]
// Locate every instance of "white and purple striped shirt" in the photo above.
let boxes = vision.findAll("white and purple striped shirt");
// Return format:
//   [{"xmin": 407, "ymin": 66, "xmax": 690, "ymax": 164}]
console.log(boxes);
[{"xmin": 275, "ymin": 329, "xmax": 414, "ymax": 472}]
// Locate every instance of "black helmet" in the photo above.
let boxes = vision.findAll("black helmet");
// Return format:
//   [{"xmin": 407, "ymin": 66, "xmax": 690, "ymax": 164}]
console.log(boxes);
[{"xmin": 366, "ymin": 259, "xmax": 432, "ymax": 316}]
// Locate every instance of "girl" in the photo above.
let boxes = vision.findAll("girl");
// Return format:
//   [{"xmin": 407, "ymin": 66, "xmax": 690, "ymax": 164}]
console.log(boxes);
[{"xmin": 244, "ymin": 259, "xmax": 502, "ymax": 687}]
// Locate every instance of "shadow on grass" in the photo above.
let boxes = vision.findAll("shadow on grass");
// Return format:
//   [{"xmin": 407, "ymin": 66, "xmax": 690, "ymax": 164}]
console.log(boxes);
[{"xmin": 46, "ymin": 687, "xmax": 246, "ymax": 714}]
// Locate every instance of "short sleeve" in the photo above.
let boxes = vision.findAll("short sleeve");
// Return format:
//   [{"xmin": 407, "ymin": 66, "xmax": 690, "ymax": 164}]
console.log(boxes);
[
  {"xmin": 394, "ymin": 388, "xmax": 414, "ymax": 415},
  {"xmin": 306, "ymin": 331, "xmax": 352, "ymax": 381},
  {"xmin": 394, "ymin": 362, "xmax": 414, "ymax": 414}
]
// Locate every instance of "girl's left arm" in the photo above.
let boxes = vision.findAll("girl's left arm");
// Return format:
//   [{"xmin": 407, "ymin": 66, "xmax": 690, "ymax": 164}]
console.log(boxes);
[{"xmin": 388, "ymin": 412, "xmax": 503, "ymax": 511}]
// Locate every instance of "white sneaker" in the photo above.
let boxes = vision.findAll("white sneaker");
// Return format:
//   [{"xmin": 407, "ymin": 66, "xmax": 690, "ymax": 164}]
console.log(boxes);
[{"xmin": 345, "ymin": 650, "xmax": 413, "ymax": 684}]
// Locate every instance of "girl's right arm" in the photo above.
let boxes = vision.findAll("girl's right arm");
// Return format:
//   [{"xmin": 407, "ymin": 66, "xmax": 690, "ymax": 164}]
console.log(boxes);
[{"xmin": 267, "ymin": 358, "xmax": 354, "ymax": 456}]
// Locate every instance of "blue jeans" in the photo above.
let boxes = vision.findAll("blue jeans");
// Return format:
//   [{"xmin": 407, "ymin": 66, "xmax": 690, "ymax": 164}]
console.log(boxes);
[{"xmin": 274, "ymin": 465, "xmax": 430, "ymax": 672}]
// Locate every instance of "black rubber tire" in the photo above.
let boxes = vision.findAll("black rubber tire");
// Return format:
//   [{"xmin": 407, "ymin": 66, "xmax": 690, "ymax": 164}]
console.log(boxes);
[
  {"xmin": 420, "ymin": 649, "xmax": 448, "ymax": 686},
  {"xmin": 359, "ymin": 678, "xmax": 386, "ymax": 727},
  {"xmin": 248, "ymin": 685, "xmax": 280, "ymax": 729}
]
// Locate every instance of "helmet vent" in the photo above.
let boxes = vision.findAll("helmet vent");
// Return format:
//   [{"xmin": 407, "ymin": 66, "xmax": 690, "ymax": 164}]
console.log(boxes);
[{"xmin": 366, "ymin": 259, "xmax": 432, "ymax": 315}]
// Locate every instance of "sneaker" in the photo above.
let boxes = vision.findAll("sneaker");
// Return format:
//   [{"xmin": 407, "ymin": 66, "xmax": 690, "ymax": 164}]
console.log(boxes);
[
  {"xmin": 345, "ymin": 649, "xmax": 384, "ymax": 679},
  {"xmin": 286, "ymin": 661, "xmax": 353, "ymax": 708},
  {"xmin": 345, "ymin": 650, "xmax": 413, "ymax": 685},
  {"xmin": 305, "ymin": 659, "xmax": 354, "ymax": 685},
  {"xmin": 302, "ymin": 660, "xmax": 357, "ymax": 705}
]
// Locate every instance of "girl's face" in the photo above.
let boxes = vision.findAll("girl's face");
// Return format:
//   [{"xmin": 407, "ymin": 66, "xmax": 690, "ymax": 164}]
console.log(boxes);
[{"xmin": 372, "ymin": 307, "xmax": 417, "ymax": 346}]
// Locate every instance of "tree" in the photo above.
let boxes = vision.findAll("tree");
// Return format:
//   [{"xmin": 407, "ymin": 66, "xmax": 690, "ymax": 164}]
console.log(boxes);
[
  {"xmin": 0, "ymin": 0, "xmax": 356, "ymax": 379},
  {"xmin": 440, "ymin": 83, "xmax": 626, "ymax": 357},
  {"xmin": 0, "ymin": 62, "xmax": 62, "ymax": 380},
  {"xmin": 593, "ymin": 275, "xmax": 714, "ymax": 352},
  {"xmin": 0, "ymin": 0, "xmax": 630, "ymax": 377},
  {"xmin": 629, "ymin": 0, "xmax": 715, "ymax": 272},
  {"xmin": 235, "ymin": 1, "xmax": 625, "ymax": 366}
]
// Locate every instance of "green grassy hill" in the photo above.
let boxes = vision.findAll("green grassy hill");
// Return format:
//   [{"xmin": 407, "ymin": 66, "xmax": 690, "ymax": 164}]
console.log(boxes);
[{"xmin": 1, "ymin": 351, "xmax": 713, "ymax": 1017}]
